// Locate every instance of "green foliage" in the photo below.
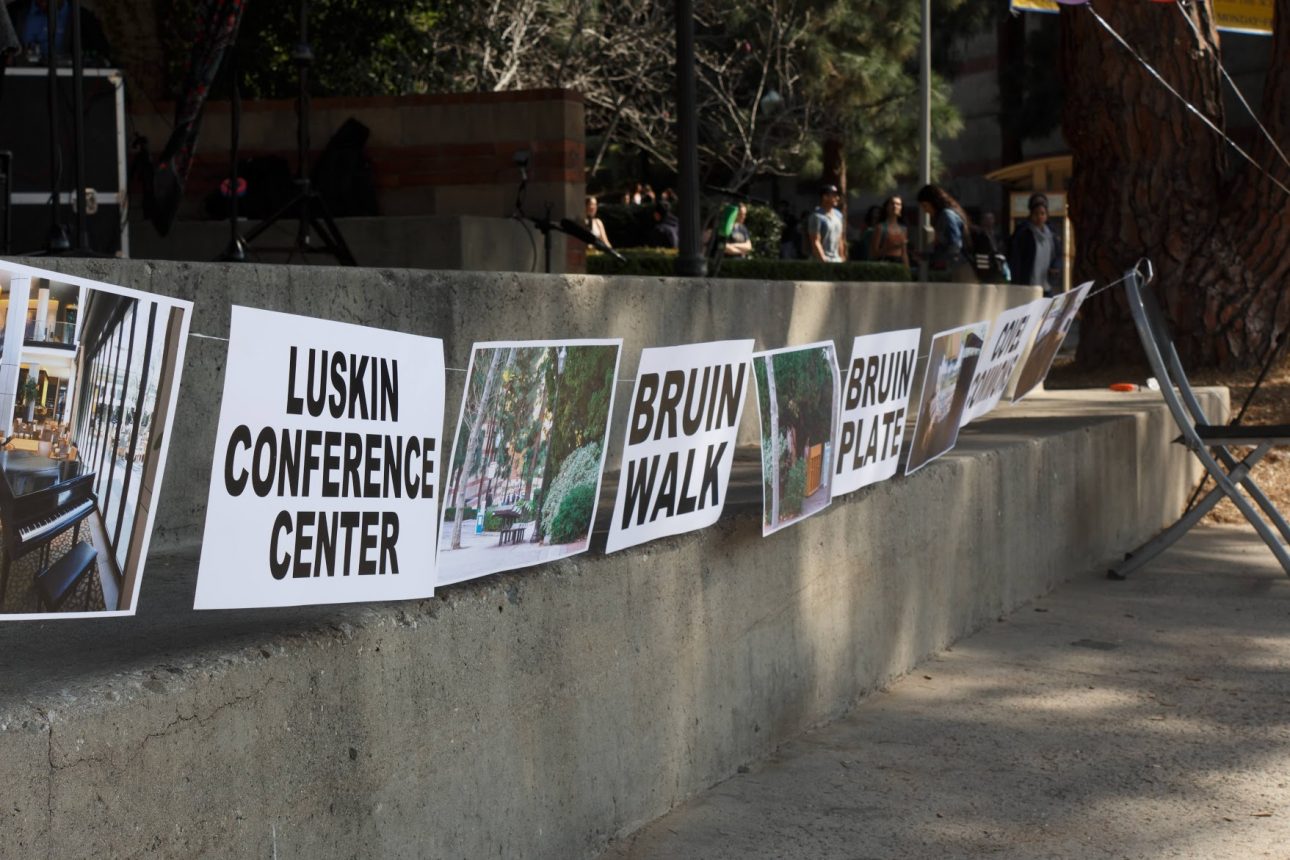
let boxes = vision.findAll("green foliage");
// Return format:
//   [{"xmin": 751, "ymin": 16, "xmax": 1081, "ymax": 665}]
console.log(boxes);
[
  {"xmin": 546, "ymin": 349, "xmax": 617, "ymax": 481},
  {"xmin": 588, "ymin": 251, "xmax": 908, "ymax": 283},
  {"xmin": 781, "ymin": 459, "xmax": 807, "ymax": 517},
  {"xmin": 548, "ymin": 483, "xmax": 597, "ymax": 544},
  {"xmin": 442, "ymin": 506, "xmax": 478, "ymax": 522},
  {"xmin": 541, "ymin": 442, "xmax": 604, "ymax": 534},
  {"xmin": 768, "ymin": 347, "xmax": 836, "ymax": 456},
  {"xmin": 743, "ymin": 206, "xmax": 783, "ymax": 259}
]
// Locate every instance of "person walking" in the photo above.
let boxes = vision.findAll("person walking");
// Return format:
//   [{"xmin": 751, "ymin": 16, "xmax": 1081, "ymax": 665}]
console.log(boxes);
[
  {"xmin": 869, "ymin": 196, "xmax": 910, "ymax": 268},
  {"xmin": 808, "ymin": 184, "xmax": 846, "ymax": 263},
  {"xmin": 1008, "ymin": 193, "xmax": 1057, "ymax": 295},
  {"xmin": 916, "ymin": 184, "xmax": 975, "ymax": 282}
]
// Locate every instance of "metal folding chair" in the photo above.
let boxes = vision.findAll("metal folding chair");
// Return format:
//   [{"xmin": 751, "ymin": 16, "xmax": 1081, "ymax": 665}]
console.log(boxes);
[{"xmin": 1111, "ymin": 262, "xmax": 1290, "ymax": 579}]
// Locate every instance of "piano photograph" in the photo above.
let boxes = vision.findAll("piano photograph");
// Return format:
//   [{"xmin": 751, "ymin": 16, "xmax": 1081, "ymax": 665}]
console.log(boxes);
[{"xmin": 0, "ymin": 264, "xmax": 191, "ymax": 618}]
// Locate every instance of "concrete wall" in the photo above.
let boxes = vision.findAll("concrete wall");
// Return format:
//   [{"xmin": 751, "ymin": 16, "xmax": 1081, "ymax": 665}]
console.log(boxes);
[{"xmin": 0, "ymin": 260, "xmax": 1223, "ymax": 859}]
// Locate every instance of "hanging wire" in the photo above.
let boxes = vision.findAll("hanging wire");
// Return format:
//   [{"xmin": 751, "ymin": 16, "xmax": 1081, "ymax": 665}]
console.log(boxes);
[
  {"xmin": 1083, "ymin": 3, "xmax": 1290, "ymax": 200},
  {"xmin": 1173, "ymin": 1, "xmax": 1290, "ymax": 174}
]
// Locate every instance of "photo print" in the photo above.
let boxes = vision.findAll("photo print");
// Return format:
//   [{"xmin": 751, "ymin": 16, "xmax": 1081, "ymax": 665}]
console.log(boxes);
[
  {"xmin": 606, "ymin": 340, "xmax": 753, "ymax": 554},
  {"xmin": 195, "ymin": 307, "xmax": 445, "ymax": 610},
  {"xmin": 1012, "ymin": 281, "xmax": 1093, "ymax": 402},
  {"xmin": 0, "ymin": 262, "xmax": 192, "ymax": 620},
  {"xmin": 752, "ymin": 342, "xmax": 841, "ymax": 537},
  {"xmin": 437, "ymin": 340, "xmax": 622, "ymax": 586},
  {"xmin": 905, "ymin": 321, "xmax": 990, "ymax": 476}
]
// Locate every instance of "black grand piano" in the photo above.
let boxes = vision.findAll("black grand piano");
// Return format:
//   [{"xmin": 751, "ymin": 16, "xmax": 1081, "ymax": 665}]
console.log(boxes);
[{"xmin": 0, "ymin": 451, "xmax": 97, "ymax": 609}]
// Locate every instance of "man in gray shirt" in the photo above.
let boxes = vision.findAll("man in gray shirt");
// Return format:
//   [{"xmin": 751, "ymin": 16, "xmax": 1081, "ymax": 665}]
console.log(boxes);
[{"xmin": 808, "ymin": 184, "xmax": 846, "ymax": 262}]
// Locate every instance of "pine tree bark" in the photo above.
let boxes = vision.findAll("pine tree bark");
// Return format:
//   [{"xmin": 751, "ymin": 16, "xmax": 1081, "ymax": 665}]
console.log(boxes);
[{"xmin": 1062, "ymin": 0, "xmax": 1290, "ymax": 369}]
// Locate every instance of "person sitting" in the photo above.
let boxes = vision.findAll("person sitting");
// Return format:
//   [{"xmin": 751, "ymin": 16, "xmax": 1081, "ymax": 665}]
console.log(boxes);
[
  {"xmin": 585, "ymin": 195, "xmax": 612, "ymax": 249},
  {"xmin": 649, "ymin": 200, "xmax": 679, "ymax": 249},
  {"xmin": 723, "ymin": 202, "xmax": 753, "ymax": 257}
]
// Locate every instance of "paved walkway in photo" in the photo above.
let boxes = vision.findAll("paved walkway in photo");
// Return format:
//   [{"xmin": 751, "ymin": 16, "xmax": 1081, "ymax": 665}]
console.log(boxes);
[{"xmin": 600, "ymin": 525, "xmax": 1290, "ymax": 859}]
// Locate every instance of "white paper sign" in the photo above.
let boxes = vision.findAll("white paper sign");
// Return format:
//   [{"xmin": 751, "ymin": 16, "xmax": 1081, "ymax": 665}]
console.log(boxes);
[
  {"xmin": 834, "ymin": 328, "xmax": 920, "ymax": 497},
  {"xmin": 606, "ymin": 340, "xmax": 753, "ymax": 554},
  {"xmin": 194, "ymin": 307, "xmax": 444, "ymax": 609},
  {"xmin": 1012, "ymin": 281, "xmax": 1093, "ymax": 402},
  {"xmin": 752, "ymin": 341, "xmax": 841, "ymax": 536},
  {"xmin": 959, "ymin": 298, "xmax": 1047, "ymax": 426},
  {"xmin": 436, "ymin": 340, "xmax": 621, "ymax": 586}
]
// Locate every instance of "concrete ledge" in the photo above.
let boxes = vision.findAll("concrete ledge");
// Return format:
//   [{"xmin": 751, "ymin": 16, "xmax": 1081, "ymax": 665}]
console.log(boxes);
[{"xmin": 0, "ymin": 261, "xmax": 1225, "ymax": 857}]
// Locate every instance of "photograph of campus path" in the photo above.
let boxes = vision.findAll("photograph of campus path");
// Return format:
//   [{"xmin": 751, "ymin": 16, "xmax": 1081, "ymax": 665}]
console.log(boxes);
[
  {"xmin": 437, "ymin": 341, "xmax": 620, "ymax": 585},
  {"xmin": 752, "ymin": 343, "xmax": 840, "ymax": 536},
  {"xmin": 906, "ymin": 322, "xmax": 988, "ymax": 475},
  {"xmin": 1013, "ymin": 282, "xmax": 1093, "ymax": 401}
]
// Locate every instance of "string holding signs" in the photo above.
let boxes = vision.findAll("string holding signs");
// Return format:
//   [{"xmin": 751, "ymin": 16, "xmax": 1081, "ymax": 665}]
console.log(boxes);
[
  {"xmin": 194, "ymin": 307, "xmax": 444, "ymax": 610},
  {"xmin": 1009, "ymin": 0, "xmax": 1272, "ymax": 35},
  {"xmin": 905, "ymin": 321, "xmax": 990, "ymax": 476},
  {"xmin": 1012, "ymin": 281, "xmax": 1093, "ymax": 402},
  {"xmin": 437, "ymin": 340, "xmax": 621, "ymax": 586},
  {"xmin": 606, "ymin": 340, "xmax": 752, "ymax": 554},
  {"xmin": 752, "ymin": 342, "xmax": 841, "ymax": 536},
  {"xmin": 959, "ymin": 299, "xmax": 1047, "ymax": 427},
  {"xmin": 834, "ymin": 328, "xmax": 920, "ymax": 498}
]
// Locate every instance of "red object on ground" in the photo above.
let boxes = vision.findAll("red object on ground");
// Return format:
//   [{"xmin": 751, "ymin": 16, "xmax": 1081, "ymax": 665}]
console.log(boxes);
[{"xmin": 1110, "ymin": 383, "xmax": 1138, "ymax": 392}]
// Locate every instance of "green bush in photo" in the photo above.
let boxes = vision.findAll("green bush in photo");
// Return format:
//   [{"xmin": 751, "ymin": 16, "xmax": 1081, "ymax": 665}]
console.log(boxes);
[
  {"xmin": 541, "ymin": 442, "xmax": 603, "ymax": 533},
  {"xmin": 548, "ymin": 483, "xmax": 597, "ymax": 544},
  {"xmin": 782, "ymin": 458, "xmax": 807, "ymax": 517}
]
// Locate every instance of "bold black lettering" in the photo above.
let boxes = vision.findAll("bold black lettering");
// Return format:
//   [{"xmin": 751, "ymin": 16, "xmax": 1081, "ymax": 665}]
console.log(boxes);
[
  {"xmin": 677, "ymin": 448, "xmax": 698, "ymax": 515},
  {"xmin": 862, "ymin": 357, "xmax": 880, "ymax": 409},
  {"xmin": 650, "ymin": 451, "xmax": 679, "ymax": 521},
  {"xmin": 316, "ymin": 511, "xmax": 338, "ymax": 576},
  {"xmin": 269, "ymin": 511, "xmax": 292, "ymax": 580},
  {"xmin": 365, "ymin": 434, "xmax": 382, "ymax": 498},
  {"xmin": 404, "ymin": 436, "xmax": 421, "ymax": 498},
  {"xmin": 382, "ymin": 435, "xmax": 402, "ymax": 498},
  {"xmin": 836, "ymin": 421, "xmax": 855, "ymax": 473},
  {"xmin": 224, "ymin": 424, "xmax": 252, "ymax": 496},
  {"xmin": 861, "ymin": 419, "xmax": 880, "ymax": 467},
  {"xmin": 896, "ymin": 349, "xmax": 914, "ymax": 398},
  {"xmin": 718, "ymin": 363, "xmax": 745, "ymax": 431},
  {"xmin": 699, "ymin": 441, "xmax": 726, "ymax": 509},
  {"xmin": 621, "ymin": 455, "xmax": 659, "ymax": 528},
  {"xmin": 339, "ymin": 512, "xmax": 361, "ymax": 576},
  {"xmin": 888, "ymin": 408, "xmax": 906, "ymax": 457},
  {"xmin": 306, "ymin": 349, "xmax": 327, "ymax": 417},
  {"xmin": 654, "ymin": 371, "xmax": 685, "ymax": 441},
  {"xmin": 381, "ymin": 359, "xmax": 399, "ymax": 422},
  {"xmin": 251, "ymin": 426, "xmax": 277, "ymax": 498},
  {"xmin": 278, "ymin": 428, "xmax": 300, "ymax": 496},
  {"xmin": 359, "ymin": 511, "xmax": 379, "ymax": 575},
  {"xmin": 303, "ymin": 430, "xmax": 322, "ymax": 496},
  {"xmin": 293, "ymin": 512, "xmax": 315, "ymax": 578},
  {"xmin": 845, "ymin": 359, "xmax": 864, "ymax": 411},
  {"xmin": 329, "ymin": 351, "xmax": 346, "ymax": 418},
  {"xmin": 322, "ymin": 431, "xmax": 341, "ymax": 497},
  {"xmin": 348, "ymin": 354, "xmax": 370, "ymax": 420},
  {"xmin": 380, "ymin": 512, "xmax": 400, "ymax": 574},
  {"xmin": 629, "ymin": 374, "xmax": 659, "ymax": 445},
  {"xmin": 681, "ymin": 367, "xmax": 710, "ymax": 436},
  {"xmin": 422, "ymin": 437, "xmax": 435, "ymax": 498},
  {"xmin": 343, "ymin": 433, "xmax": 363, "ymax": 497},
  {"xmin": 286, "ymin": 347, "xmax": 304, "ymax": 415}
]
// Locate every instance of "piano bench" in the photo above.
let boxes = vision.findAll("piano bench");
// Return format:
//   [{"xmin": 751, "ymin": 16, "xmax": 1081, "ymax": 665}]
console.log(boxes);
[{"xmin": 35, "ymin": 542, "xmax": 99, "ymax": 612}]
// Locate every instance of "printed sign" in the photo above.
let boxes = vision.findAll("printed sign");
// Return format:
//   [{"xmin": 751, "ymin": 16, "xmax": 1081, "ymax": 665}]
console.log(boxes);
[
  {"xmin": 437, "ymin": 340, "xmax": 621, "ymax": 585},
  {"xmin": 1012, "ymin": 281, "xmax": 1093, "ymax": 402},
  {"xmin": 905, "ymin": 321, "xmax": 990, "ymax": 476},
  {"xmin": 606, "ymin": 340, "xmax": 753, "ymax": 554},
  {"xmin": 195, "ymin": 307, "xmax": 444, "ymax": 609},
  {"xmin": 1010, "ymin": 0, "xmax": 1272, "ymax": 35},
  {"xmin": 0, "ymin": 262, "xmax": 192, "ymax": 620},
  {"xmin": 960, "ymin": 299, "xmax": 1047, "ymax": 426},
  {"xmin": 752, "ymin": 342, "xmax": 841, "ymax": 536},
  {"xmin": 834, "ymin": 328, "xmax": 920, "ymax": 497}
]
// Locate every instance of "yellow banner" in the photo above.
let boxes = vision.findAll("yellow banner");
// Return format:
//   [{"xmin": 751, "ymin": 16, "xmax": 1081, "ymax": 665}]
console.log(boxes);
[{"xmin": 1010, "ymin": 0, "xmax": 1273, "ymax": 35}]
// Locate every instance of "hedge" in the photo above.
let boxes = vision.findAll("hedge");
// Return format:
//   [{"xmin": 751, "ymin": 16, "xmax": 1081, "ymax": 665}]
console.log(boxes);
[{"xmin": 587, "ymin": 249, "xmax": 910, "ymax": 283}]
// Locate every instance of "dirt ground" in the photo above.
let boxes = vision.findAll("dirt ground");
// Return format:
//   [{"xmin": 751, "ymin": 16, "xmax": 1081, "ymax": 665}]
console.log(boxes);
[{"xmin": 1046, "ymin": 358, "xmax": 1290, "ymax": 526}]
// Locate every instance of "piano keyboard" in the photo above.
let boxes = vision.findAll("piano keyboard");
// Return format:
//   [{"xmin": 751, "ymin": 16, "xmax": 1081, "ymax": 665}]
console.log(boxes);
[{"xmin": 18, "ymin": 499, "xmax": 96, "ymax": 544}]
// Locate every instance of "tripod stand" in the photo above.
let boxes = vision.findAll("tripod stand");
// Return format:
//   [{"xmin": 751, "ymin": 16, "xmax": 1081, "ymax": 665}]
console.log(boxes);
[{"xmin": 241, "ymin": 0, "xmax": 356, "ymax": 266}]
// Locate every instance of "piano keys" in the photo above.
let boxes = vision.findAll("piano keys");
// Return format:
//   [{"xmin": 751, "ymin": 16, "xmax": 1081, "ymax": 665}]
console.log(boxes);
[{"xmin": 0, "ymin": 450, "xmax": 97, "ymax": 609}]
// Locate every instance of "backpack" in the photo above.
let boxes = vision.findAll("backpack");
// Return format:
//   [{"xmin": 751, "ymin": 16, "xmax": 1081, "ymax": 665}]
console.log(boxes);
[{"xmin": 969, "ymin": 224, "xmax": 1008, "ymax": 281}]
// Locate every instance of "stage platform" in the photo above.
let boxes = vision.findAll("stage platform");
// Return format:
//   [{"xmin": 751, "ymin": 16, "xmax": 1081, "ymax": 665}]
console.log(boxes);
[{"xmin": 0, "ymin": 259, "xmax": 1220, "ymax": 858}]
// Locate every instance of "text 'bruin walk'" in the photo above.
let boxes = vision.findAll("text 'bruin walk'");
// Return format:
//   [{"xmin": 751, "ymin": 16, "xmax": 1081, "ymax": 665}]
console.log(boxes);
[
  {"xmin": 222, "ymin": 347, "xmax": 436, "ymax": 580},
  {"xmin": 620, "ymin": 363, "xmax": 746, "ymax": 528}
]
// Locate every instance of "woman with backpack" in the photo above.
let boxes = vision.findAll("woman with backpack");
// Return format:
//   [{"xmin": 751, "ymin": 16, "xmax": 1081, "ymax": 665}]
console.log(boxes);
[{"xmin": 916, "ymin": 184, "xmax": 976, "ymax": 282}]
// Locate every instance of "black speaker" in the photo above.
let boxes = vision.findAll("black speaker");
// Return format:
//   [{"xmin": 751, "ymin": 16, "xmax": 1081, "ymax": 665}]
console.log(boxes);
[{"xmin": 0, "ymin": 68, "xmax": 127, "ymax": 255}]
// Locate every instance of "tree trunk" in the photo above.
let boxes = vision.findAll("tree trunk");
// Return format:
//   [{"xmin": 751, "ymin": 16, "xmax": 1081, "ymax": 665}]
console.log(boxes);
[
  {"xmin": 450, "ymin": 348, "xmax": 507, "ymax": 550},
  {"xmin": 1063, "ymin": 0, "xmax": 1290, "ymax": 369}
]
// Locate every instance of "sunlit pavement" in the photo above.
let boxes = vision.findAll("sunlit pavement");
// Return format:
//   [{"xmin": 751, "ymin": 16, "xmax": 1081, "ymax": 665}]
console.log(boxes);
[{"xmin": 601, "ymin": 524, "xmax": 1290, "ymax": 859}]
